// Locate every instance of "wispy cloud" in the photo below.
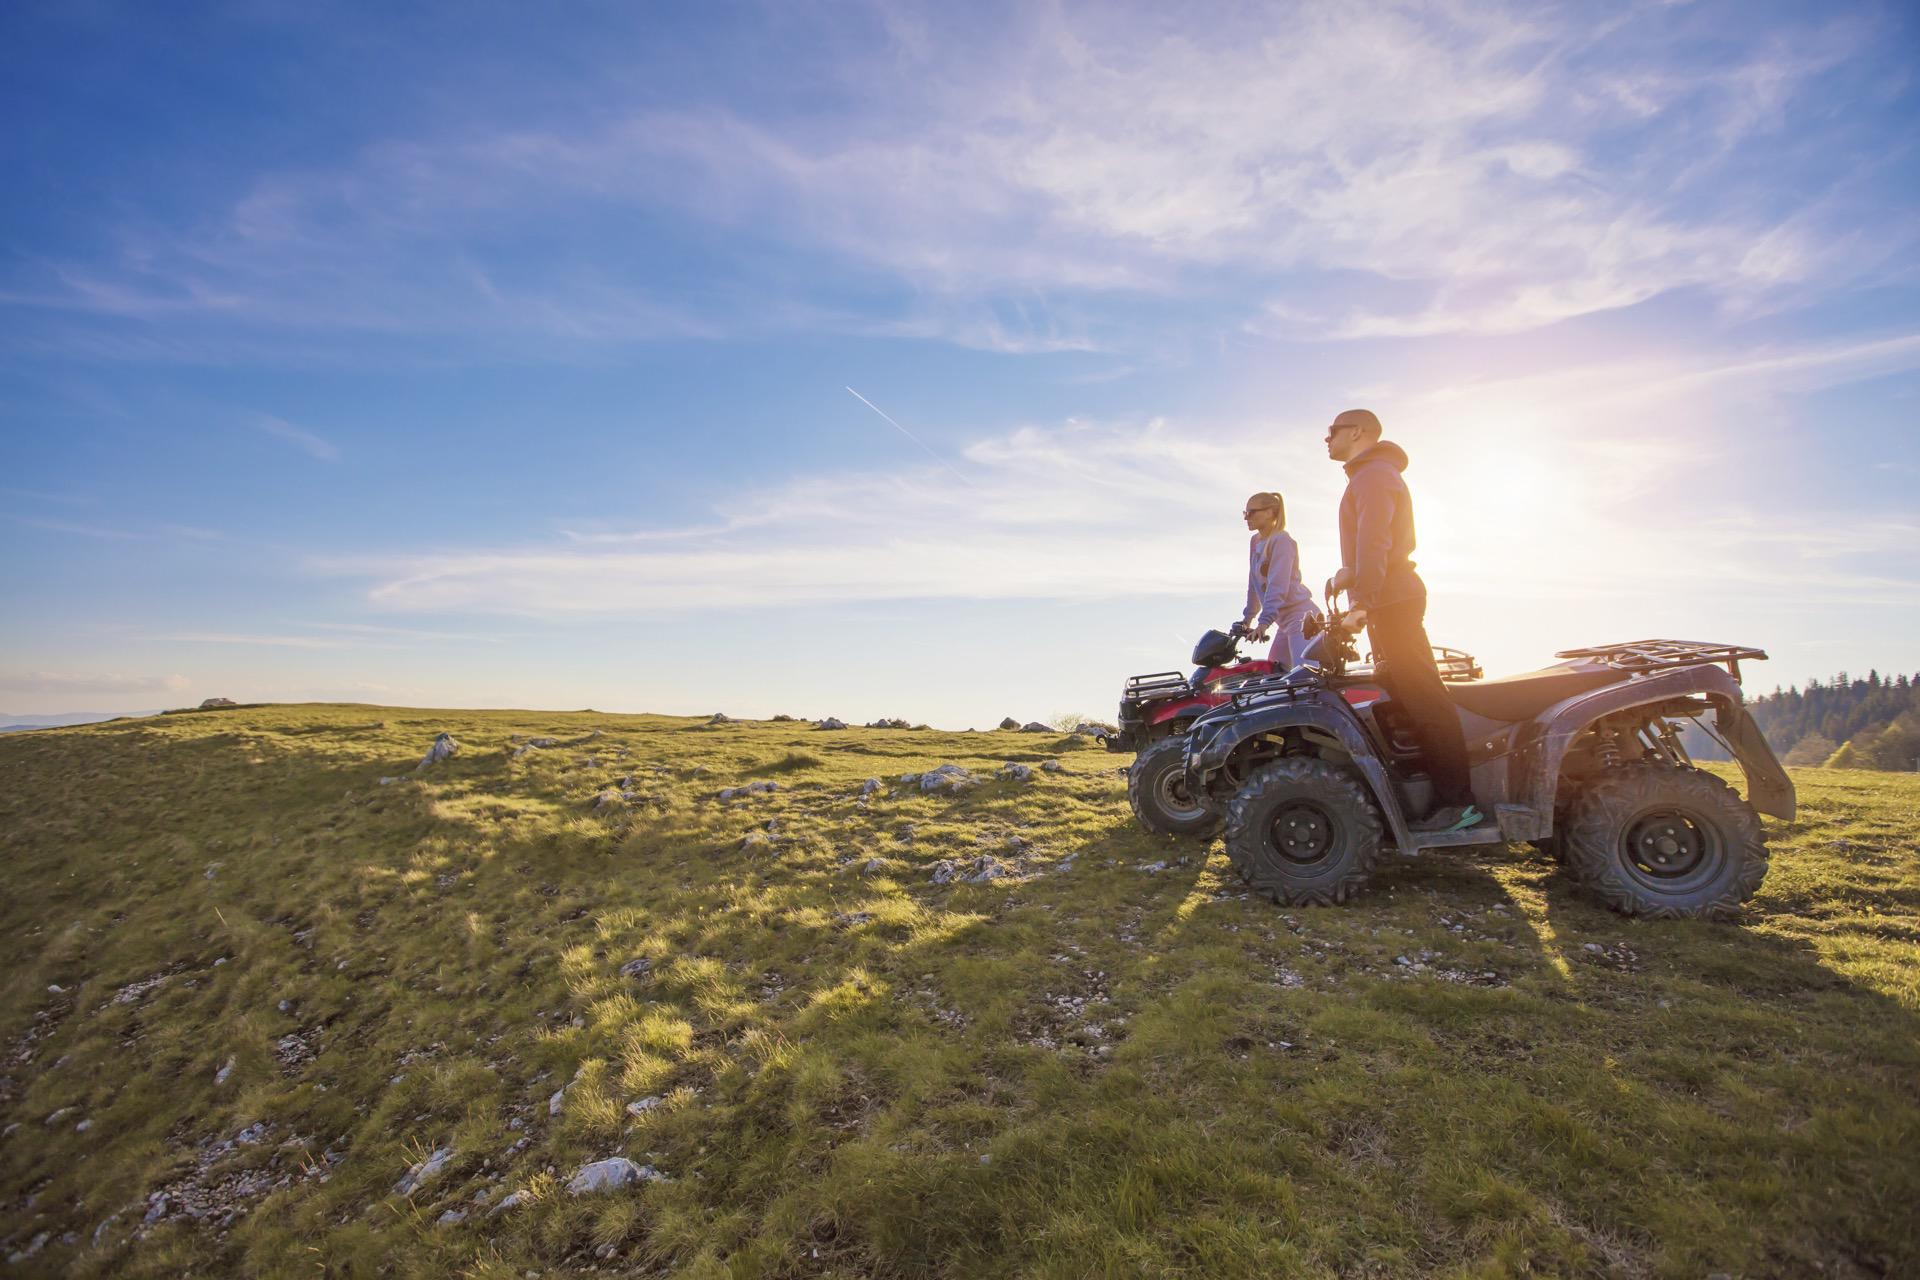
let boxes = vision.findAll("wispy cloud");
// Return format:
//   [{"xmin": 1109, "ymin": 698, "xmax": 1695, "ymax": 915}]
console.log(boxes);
[
  {"xmin": 0, "ymin": 671, "xmax": 189, "ymax": 695},
  {"xmin": 256, "ymin": 415, "xmax": 339, "ymax": 461},
  {"xmin": 6, "ymin": 2, "xmax": 1901, "ymax": 350},
  {"xmin": 310, "ymin": 329, "xmax": 1920, "ymax": 622}
]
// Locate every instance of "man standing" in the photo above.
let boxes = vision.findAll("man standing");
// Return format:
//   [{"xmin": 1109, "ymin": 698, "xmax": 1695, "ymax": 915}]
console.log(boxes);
[
  {"xmin": 1325, "ymin": 409, "xmax": 1484, "ymax": 833},
  {"xmin": 1240, "ymin": 491, "xmax": 1320, "ymax": 668}
]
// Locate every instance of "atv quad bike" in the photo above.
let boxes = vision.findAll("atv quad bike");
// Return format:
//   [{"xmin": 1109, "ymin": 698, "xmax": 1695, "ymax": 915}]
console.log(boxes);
[
  {"xmin": 1118, "ymin": 621, "xmax": 1481, "ymax": 839},
  {"xmin": 1181, "ymin": 589, "xmax": 1794, "ymax": 920}
]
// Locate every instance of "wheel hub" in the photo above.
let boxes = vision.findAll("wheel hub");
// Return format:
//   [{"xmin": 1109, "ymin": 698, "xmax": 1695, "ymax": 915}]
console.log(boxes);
[
  {"xmin": 1269, "ymin": 801, "xmax": 1336, "ymax": 865},
  {"xmin": 1154, "ymin": 770, "xmax": 1204, "ymax": 819},
  {"xmin": 1624, "ymin": 809, "xmax": 1711, "ymax": 880}
]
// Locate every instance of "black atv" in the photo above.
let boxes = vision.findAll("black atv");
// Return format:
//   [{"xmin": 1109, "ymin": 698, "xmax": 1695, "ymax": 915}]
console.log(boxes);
[{"xmin": 1181, "ymin": 588, "xmax": 1795, "ymax": 919}]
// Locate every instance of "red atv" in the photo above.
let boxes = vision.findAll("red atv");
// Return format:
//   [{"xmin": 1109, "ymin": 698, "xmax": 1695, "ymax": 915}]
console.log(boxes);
[{"xmin": 1110, "ymin": 623, "xmax": 1280, "ymax": 836}]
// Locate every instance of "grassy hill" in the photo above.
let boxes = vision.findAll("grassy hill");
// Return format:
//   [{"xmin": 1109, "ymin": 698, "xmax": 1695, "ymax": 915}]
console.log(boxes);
[{"xmin": 2, "ymin": 704, "xmax": 1916, "ymax": 1278}]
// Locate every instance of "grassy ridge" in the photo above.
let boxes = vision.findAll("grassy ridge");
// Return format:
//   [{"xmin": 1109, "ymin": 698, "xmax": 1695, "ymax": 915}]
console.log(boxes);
[{"xmin": 1, "ymin": 704, "xmax": 1916, "ymax": 1278}]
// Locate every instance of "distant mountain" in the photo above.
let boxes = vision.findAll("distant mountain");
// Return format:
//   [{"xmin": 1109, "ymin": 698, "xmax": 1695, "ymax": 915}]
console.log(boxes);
[{"xmin": 0, "ymin": 710, "xmax": 156, "ymax": 733}]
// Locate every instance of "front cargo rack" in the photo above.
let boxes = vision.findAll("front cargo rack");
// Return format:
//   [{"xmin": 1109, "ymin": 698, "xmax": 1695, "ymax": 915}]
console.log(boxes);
[
  {"xmin": 1124, "ymin": 671, "xmax": 1191, "ymax": 702},
  {"xmin": 1552, "ymin": 639, "xmax": 1767, "ymax": 681}
]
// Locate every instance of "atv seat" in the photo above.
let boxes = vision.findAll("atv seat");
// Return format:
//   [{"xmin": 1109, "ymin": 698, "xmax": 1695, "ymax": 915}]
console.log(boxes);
[{"xmin": 1444, "ymin": 663, "xmax": 1618, "ymax": 723}]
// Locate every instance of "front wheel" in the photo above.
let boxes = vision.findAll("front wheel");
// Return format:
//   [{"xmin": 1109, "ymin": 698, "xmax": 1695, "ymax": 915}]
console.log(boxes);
[
  {"xmin": 1127, "ymin": 736, "xmax": 1223, "ymax": 838},
  {"xmin": 1560, "ymin": 764, "xmax": 1768, "ymax": 920},
  {"xmin": 1225, "ymin": 758, "xmax": 1383, "ymax": 905}
]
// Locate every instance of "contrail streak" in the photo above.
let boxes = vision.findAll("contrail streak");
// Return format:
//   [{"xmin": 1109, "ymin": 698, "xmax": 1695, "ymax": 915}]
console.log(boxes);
[{"xmin": 845, "ymin": 386, "xmax": 977, "ymax": 488}]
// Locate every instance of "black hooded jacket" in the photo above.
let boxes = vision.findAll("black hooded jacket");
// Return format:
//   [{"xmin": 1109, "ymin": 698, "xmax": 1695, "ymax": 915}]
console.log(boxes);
[{"xmin": 1338, "ymin": 440, "xmax": 1425, "ymax": 611}]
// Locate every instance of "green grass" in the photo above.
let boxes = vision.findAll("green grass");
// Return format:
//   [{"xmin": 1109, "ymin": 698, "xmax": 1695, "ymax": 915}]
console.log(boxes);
[{"xmin": 1, "ymin": 704, "xmax": 1915, "ymax": 1277}]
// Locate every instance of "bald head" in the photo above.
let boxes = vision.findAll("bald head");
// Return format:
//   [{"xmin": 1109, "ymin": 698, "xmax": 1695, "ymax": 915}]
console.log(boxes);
[
  {"xmin": 1325, "ymin": 408, "xmax": 1382, "ymax": 463},
  {"xmin": 1330, "ymin": 408, "xmax": 1381, "ymax": 438}
]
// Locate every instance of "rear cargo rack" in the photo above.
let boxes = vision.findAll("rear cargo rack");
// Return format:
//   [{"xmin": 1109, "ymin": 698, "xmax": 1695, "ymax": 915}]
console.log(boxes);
[
  {"xmin": 1355, "ymin": 646, "xmax": 1483, "ymax": 682},
  {"xmin": 1552, "ymin": 639, "xmax": 1767, "ymax": 681},
  {"xmin": 1124, "ymin": 671, "xmax": 1191, "ymax": 702}
]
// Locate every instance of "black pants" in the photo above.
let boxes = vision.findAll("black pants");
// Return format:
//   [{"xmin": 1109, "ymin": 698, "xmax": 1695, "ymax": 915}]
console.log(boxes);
[{"xmin": 1367, "ymin": 598, "xmax": 1473, "ymax": 811}]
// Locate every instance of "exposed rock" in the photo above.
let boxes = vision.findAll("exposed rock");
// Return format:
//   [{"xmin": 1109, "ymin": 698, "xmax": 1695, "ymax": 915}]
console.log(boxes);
[
  {"xmin": 489, "ymin": 1189, "xmax": 528, "ymax": 1215},
  {"xmin": 707, "ymin": 713, "xmax": 732, "ymax": 725},
  {"xmin": 566, "ymin": 1156, "xmax": 666, "ymax": 1195},
  {"xmin": 1072, "ymin": 722, "xmax": 1119, "ymax": 738},
  {"xmin": 215, "ymin": 1057, "xmax": 235, "ymax": 1086},
  {"xmin": 274, "ymin": 1031, "xmax": 315, "ymax": 1071},
  {"xmin": 898, "ymin": 772, "xmax": 921, "ymax": 785},
  {"xmin": 771, "ymin": 714, "xmax": 796, "ymax": 722},
  {"xmin": 624, "ymin": 1096, "xmax": 664, "ymax": 1117},
  {"xmin": 834, "ymin": 911, "xmax": 875, "ymax": 928},
  {"xmin": 918, "ymin": 764, "xmax": 977, "ymax": 794},
  {"xmin": 998, "ymin": 717, "xmax": 1021, "ymax": 730},
  {"xmin": 75, "ymin": 1117, "xmax": 93, "ymax": 1133},
  {"xmin": 866, "ymin": 717, "xmax": 911, "ymax": 729},
  {"xmin": 929, "ymin": 859, "xmax": 958, "ymax": 885},
  {"xmin": 717, "ymin": 780, "xmax": 778, "ymax": 801},
  {"xmin": 377, "ymin": 776, "xmax": 402, "ymax": 786},
  {"xmin": 618, "ymin": 957, "xmax": 653, "ymax": 980},
  {"xmin": 1020, "ymin": 721, "xmax": 1052, "ymax": 733},
  {"xmin": 591, "ymin": 788, "xmax": 625, "ymax": 810},
  {"xmin": 112, "ymin": 975, "xmax": 169, "ymax": 1005},
  {"xmin": 1136, "ymin": 861, "xmax": 1169, "ymax": 874},
  {"xmin": 416, "ymin": 733, "xmax": 460, "ymax": 770},
  {"xmin": 1041, "ymin": 759, "xmax": 1065, "ymax": 773},
  {"xmin": 962, "ymin": 856, "xmax": 1013, "ymax": 884},
  {"xmin": 739, "ymin": 831, "xmax": 772, "ymax": 852},
  {"xmin": 549, "ymin": 1088, "xmax": 567, "ymax": 1117},
  {"xmin": 862, "ymin": 858, "xmax": 888, "ymax": 875},
  {"xmin": 817, "ymin": 717, "xmax": 849, "ymax": 730},
  {"xmin": 436, "ymin": 1208, "xmax": 467, "ymax": 1225},
  {"xmin": 1000, "ymin": 762, "xmax": 1034, "ymax": 783},
  {"xmin": 859, "ymin": 778, "xmax": 881, "ymax": 796},
  {"xmin": 199, "ymin": 697, "xmax": 238, "ymax": 710},
  {"xmin": 394, "ymin": 1146, "xmax": 456, "ymax": 1196}
]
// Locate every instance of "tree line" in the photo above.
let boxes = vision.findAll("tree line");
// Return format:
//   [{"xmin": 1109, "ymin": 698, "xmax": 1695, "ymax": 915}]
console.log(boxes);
[{"xmin": 1685, "ymin": 670, "xmax": 1920, "ymax": 771}]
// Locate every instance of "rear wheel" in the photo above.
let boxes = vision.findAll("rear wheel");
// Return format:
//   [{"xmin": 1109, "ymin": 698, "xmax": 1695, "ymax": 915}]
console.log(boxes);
[
  {"xmin": 1127, "ymin": 735, "xmax": 1223, "ymax": 838},
  {"xmin": 1225, "ymin": 758, "xmax": 1383, "ymax": 905},
  {"xmin": 1561, "ymin": 763, "xmax": 1768, "ymax": 920}
]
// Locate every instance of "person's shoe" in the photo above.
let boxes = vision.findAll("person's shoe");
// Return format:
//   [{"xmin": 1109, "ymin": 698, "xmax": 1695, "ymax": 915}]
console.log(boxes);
[{"xmin": 1410, "ymin": 803, "xmax": 1487, "ymax": 833}]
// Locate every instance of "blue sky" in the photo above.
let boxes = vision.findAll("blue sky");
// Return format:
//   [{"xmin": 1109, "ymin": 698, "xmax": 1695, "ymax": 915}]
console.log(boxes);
[{"xmin": 2, "ymin": 0, "xmax": 1917, "ymax": 725}]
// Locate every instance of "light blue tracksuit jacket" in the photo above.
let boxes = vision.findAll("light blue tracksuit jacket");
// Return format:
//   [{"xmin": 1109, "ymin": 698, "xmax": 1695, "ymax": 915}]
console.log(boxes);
[{"xmin": 1245, "ymin": 529, "xmax": 1320, "ymax": 667}]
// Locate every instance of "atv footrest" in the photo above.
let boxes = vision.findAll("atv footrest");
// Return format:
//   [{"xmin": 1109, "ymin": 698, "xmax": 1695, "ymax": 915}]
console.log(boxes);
[{"xmin": 1403, "ymin": 826, "xmax": 1510, "ymax": 851}]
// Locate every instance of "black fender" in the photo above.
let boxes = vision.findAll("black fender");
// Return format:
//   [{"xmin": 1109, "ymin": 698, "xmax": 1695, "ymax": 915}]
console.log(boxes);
[
  {"xmin": 1184, "ymin": 694, "xmax": 1418, "ymax": 850},
  {"xmin": 1513, "ymin": 666, "xmax": 1796, "ymax": 822}
]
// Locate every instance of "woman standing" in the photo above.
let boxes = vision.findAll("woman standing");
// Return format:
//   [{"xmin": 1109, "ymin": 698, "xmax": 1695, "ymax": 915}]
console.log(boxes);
[{"xmin": 1241, "ymin": 491, "xmax": 1320, "ymax": 668}]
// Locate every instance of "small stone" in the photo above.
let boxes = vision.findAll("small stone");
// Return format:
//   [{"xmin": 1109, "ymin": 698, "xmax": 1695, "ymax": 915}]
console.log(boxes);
[
  {"xmin": 859, "ymin": 778, "xmax": 881, "ymax": 796},
  {"xmin": 625, "ymin": 1096, "xmax": 664, "ymax": 1117},
  {"xmin": 46, "ymin": 983, "xmax": 64, "ymax": 993},
  {"xmin": 1136, "ymin": 861, "xmax": 1168, "ymax": 874},
  {"xmin": 549, "ymin": 1088, "xmax": 567, "ymax": 1117},
  {"xmin": 437, "ymin": 1208, "xmax": 467, "ymax": 1225},
  {"xmin": 998, "ymin": 717, "xmax": 1020, "ymax": 730},
  {"xmin": 618, "ymin": 957, "xmax": 653, "ymax": 979},
  {"xmin": 565, "ymin": 1156, "xmax": 665, "ymax": 1195},
  {"xmin": 215, "ymin": 1057, "xmax": 235, "ymax": 1085},
  {"xmin": 1041, "ymin": 759, "xmax": 1064, "ymax": 773},
  {"xmin": 394, "ymin": 1146, "xmax": 457, "ymax": 1196},
  {"xmin": 999, "ymin": 762, "xmax": 1033, "ymax": 783},
  {"xmin": 817, "ymin": 718, "xmax": 849, "ymax": 730},
  {"xmin": 1019, "ymin": 721, "xmax": 1051, "ymax": 732},
  {"xmin": 929, "ymin": 860, "xmax": 958, "ymax": 885},
  {"xmin": 75, "ymin": 1118, "xmax": 92, "ymax": 1133},
  {"xmin": 862, "ymin": 858, "xmax": 888, "ymax": 875},
  {"xmin": 489, "ymin": 1189, "xmax": 528, "ymax": 1215},
  {"xmin": 918, "ymin": 764, "xmax": 976, "ymax": 794},
  {"xmin": 416, "ymin": 732, "xmax": 460, "ymax": 771}
]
